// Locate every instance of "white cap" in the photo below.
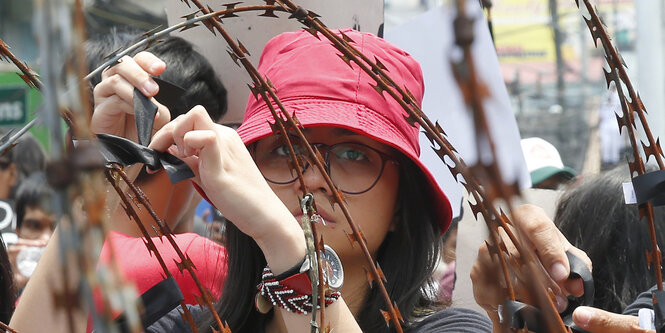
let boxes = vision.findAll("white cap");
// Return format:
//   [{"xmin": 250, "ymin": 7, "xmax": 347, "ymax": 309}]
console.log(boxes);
[{"xmin": 520, "ymin": 137, "xmax": 576, "ymax": 185}]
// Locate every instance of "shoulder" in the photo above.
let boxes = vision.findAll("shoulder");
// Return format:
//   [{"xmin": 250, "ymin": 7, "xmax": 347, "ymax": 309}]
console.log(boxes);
[
  {"xmin": 174, "ymin": 233, "xmax": 225, "ymax": 252},
  {"xmin": 623, "ymin": 286, "xmax": 656, "ymax": 316},
  {"xmin": 146, "ymin": 305, "xmax": 207, "ymax": 333},
  {"xmin": 407, "ymin": 307, "xmax": 492, "ymax": 333}
]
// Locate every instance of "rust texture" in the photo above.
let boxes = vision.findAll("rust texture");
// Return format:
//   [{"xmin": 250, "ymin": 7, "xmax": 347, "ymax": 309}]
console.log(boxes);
[{"xmin": 576, "ymin": 0, "xmax": 663, "ymax": 292}]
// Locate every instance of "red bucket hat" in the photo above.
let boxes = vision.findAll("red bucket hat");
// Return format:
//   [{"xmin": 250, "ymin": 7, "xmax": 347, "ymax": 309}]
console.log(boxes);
[{"xmin": 237, "ymin": 29, "xmax": 452, "ymax": 233}]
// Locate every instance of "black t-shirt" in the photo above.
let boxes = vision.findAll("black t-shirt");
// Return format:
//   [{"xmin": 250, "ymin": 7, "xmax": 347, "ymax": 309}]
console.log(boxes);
[
  {"xmin": 623, "ymin": 286, "xmax": 656, "ymax": 316},
  {"xmin": 147, "ymin": 305, "xmax": 492, "ymax": 332}
]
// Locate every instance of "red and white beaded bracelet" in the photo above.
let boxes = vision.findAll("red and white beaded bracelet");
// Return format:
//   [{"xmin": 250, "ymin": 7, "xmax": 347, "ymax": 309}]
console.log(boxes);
[{"xmin": 256, "ymin": 265, "xmax": 341, "ymax": 315}]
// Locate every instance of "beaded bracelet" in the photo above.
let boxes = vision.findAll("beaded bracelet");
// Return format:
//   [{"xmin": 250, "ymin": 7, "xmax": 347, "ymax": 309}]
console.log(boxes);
[{"xmin": 257, "ymin": 265, "xmax": 341, "ymax": 315}]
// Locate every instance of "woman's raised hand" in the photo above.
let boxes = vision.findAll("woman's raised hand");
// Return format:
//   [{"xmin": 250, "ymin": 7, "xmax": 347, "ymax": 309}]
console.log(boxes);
[
  {"xmin": 91, "ymin": 52, "xmax": 171, "ymax": 141},
  {"xmin": 148, "ymin": 107, "xmax": 306, "ymax": 273}
]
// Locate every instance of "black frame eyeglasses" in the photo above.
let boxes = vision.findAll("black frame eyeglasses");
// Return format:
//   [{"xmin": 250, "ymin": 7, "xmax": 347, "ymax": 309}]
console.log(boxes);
[{"xmin": 253, "ymin": 140, "xmax": 398, "ymax": 194}]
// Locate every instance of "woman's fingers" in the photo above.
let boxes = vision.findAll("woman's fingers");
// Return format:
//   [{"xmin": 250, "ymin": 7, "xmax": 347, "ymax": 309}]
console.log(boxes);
[
  {"xmin": 150, "ymin": 106, "xmax": 214, "ymax": 152},
  {"xmin": 102, "ymin": 53, "xmax": 164, "ymax": 97},
  {"xmin": 573, "ymin": 307, "xmax": 652, "ymax": 333}
]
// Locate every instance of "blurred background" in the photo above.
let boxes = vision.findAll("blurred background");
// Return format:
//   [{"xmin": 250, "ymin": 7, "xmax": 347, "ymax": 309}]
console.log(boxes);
[{"xmin": 0, "ymin": 0, "xmax": 663, "ymax": 175}]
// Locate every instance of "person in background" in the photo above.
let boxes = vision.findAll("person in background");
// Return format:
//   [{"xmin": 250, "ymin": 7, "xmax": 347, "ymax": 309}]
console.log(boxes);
[
  {"xmin": 521, "ymin": 137, "xmax": 578, "ymax": 190},
  {"xmin": 11, "ymin": 133, "xmax": 46, "ymax": 183},
  {"xmin": 0, "ymin": 134, "xmax": 19, "ymax": 203},
  {"xmin": 555, "ymin": 165, "xmax": 665, "ymax": 313},
  {"xmin": 7, "ymin": 173, "xmax": 55, "ymax": 292},
  {"xmin": 598, "ymin": 85, "xmax": 625, "ymax": 170},
  {"xmin": 85, "ymin": 31, "xmax": 229, "ymax": 310}
]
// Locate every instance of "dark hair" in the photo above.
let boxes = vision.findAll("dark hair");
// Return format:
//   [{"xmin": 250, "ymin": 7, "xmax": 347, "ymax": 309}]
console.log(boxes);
[
  {"xmin": 15, "ymin": 173, "xmax": 54, "ymax": 229},
  {"xmin": 0, "ymin": 236, "xmax": 15, "ymax": 324},
  {"xmin": 86, "ymin": 29, "xmax": 228, "ymax": 122},
  {"xmin": 554, "ymin": 165, "xmax": 665, "ymax": 313},
  {"xmin": 12, "ymin": 133, "xmax": 46, "ymax": 181},
  {"xmin": 209, "ymin": 157, "xmax": 443, "ymax": 332}
]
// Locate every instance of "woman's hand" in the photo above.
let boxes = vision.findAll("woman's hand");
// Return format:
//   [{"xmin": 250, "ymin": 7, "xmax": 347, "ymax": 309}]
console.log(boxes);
[
  {"xmin": 471, "ymin": 204, "xmax": 592, "ymax": 327},
  {"xmin": 573, "ymin": 307, "xmax": 653, "ymax": 333},
  {"xmin": 148, "ymin": 107, "xmax": 306, "ymax": 273},
  {"xmin": 91, "ymin": 52, "xmax": 171, "ymax": 141}
]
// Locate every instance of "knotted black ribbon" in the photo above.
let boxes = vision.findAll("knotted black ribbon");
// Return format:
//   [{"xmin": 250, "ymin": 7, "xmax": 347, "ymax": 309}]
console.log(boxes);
[
  {"xmin": 96, "ymin": 77, "xmax": 194, "ymax": 184},
  {"xmin": 632, "ymin": 170, "xmax": 665, "ymax": 206}
]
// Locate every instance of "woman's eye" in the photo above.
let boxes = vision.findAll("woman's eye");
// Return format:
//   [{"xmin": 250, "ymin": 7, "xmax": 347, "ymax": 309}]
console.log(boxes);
[
  {"xmin": 337, "ymin": 148, "xmax": 367, "ymax": 161},
  {"xmin": 273, "ymin": 145, "xmax": 289, "ymax": 157},
  {"xmin": 273, "ymin": 144, "xmax": 304, "ymax": 157}
]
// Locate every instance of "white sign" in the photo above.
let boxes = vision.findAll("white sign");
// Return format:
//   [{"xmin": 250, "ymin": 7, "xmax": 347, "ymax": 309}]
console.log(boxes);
[{"xmin": 385, "ymin": 1, "xmax": 530, "ymax": 217}]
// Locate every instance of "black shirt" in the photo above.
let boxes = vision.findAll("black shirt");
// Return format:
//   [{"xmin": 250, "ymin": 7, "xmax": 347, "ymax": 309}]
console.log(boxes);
[{"xmin": 147, "ymin": 305, "xmax": 492, "ymax": 332}]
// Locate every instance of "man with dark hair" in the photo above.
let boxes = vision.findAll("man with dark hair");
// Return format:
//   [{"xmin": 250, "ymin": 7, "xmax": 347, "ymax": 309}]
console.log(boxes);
[{"xmin": 85, "ymin": 32, "xmax": 229, "ymax": 310}]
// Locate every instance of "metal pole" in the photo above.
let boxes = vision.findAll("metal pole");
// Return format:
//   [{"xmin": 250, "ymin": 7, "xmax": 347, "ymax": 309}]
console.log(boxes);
[{"xmin": 549, "ymin": 0, "xmax": 565, "ymax": 110}]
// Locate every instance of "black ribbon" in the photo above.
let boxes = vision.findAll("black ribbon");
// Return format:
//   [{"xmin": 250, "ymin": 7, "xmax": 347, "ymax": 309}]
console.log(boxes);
[
  {"xmin": 95, "ymin": 77, "xmax": 194, "ymax": 184},
  {"xmin": 560, "ymin": 251, "xmax": 594, "ymax": 333},
  {"xmin": 500, "ymin": 300, "xmax": 542, "ymax": 332},
  {"xmin": 631, "ymin": 170, "xmax": 665, "ymax": 206},
  {"xmin": 96, "ymin": 134, "xmax": 194, "ymax": 184},
  {"xmin": 500, "ymin": 251, "xmax": 594, "ymax": 333},
  {"xmin": 653, "ymin": 290, "xmax": 665, "ymax": 332}
]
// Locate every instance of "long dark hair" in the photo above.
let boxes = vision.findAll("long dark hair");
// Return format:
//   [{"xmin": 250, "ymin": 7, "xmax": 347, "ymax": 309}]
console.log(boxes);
[
  {"xmin": 209, "ymin": 157, "xmax": 443, "ymax": 332},
  {"xmin": 0, "ymin": 236, "xmax": 15, "ymax": 324},
  {"xmin": 555, "ymin": 165, "xmax": 665, "ymax": 313}
]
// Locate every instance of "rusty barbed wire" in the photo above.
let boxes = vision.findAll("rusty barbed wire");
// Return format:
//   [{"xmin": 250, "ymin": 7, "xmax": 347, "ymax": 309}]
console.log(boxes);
[
  {"xmin": 104, "ymin": 164, "xmax": 199, "ymax": 332},
  {"xmin": 0, "ymin": 321, "xmax": 18, "ymax": 333},
  {"xmin": 0, "ymin": 38, "xmax": 74, "ymax": 154},
  {"xmin": 110, "ymin": 165, "xmax": 226, "ymax": 332},
  {"xmin": 174, "ymin": 1, "xmax": 568, "ymax": 331},
  {"xmin": 450, "ymin": 0, "xmax": 569, "ymax": 331},
  {"xmin": 576, "ymin": 0, "xmax": 665, "ymax": 331},
  {"xmin": 576, "ymin": 0, "xmax": 663, "ymax": 289},
  {"xmin": 0, "ymin": 40, "xmax": 42, "ymax": 90},
  {"xmin": 1, "ymin": 1, "xmax": 596, "ymax": 331},
  {"xmin": 276, "ymin": 0, "xmax": 575, "ymax": 331},
  {"xmin": 179, "ymin": 1, "xmax": 363, "ymax": 331},
  {"xmin": 0, "ymin": 0, "xmax": 145, "ymax": 332}
]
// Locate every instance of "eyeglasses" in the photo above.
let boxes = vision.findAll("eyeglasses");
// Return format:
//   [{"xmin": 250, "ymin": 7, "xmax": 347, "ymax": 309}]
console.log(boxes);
[{"xmin": 253, "ymin": 137, "xmax": 397, "ymax": 194}]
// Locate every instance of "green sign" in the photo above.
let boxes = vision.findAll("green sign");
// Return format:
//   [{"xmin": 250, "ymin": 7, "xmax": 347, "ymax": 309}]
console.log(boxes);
[{"xmin": 0, "ymin": 87, "xmax": 27, "ymax": 126}]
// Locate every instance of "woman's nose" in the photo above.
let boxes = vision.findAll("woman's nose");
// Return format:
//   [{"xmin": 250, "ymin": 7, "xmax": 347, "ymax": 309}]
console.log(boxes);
[{"xmin": 291, "ymin": 159, "xmax": 332, "ymax": 195}]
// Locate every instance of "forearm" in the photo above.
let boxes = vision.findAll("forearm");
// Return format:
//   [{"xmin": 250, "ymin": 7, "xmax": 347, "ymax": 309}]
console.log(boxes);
[{"xmin": 10, "ymin": 229, "xmax": 89, "ymax": 332}]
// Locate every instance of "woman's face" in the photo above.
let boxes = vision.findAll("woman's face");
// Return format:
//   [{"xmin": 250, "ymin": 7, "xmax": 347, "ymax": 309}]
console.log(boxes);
[{"xmin": 253, "ymin": 127, "xmax": 401, "ymax": 263}]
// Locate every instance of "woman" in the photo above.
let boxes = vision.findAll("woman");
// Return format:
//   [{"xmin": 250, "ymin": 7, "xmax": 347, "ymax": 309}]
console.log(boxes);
[
  {"xmin": 146, "ymin": 30, "xmax": 491, "ymax": 332},
  {"xmin": 11, "ymin": 29, "xmax": 491, "ymax": 332}
]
